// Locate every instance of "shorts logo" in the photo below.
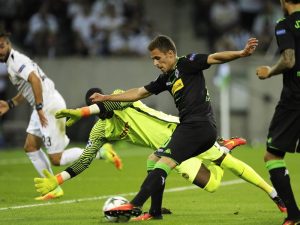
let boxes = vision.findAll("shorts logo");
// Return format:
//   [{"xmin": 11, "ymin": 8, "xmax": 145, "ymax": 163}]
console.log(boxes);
[
  {"xmin": 171, "ymin": 78, "xmax": 184, "ymax": 95},
  {"xmin": 276, "ymin": 29, "xmax": 286, "ymax": 35},
  {"xmin": 157, "ymin": 148, "xmax": 164, "ymax": 153},
  {"xmin": 18, "ymin": 64, "xmax": 26, "ymax": 73},
  {"xmin": 164, "ymin": 148, "xmax": 171, "ymax": 154}
]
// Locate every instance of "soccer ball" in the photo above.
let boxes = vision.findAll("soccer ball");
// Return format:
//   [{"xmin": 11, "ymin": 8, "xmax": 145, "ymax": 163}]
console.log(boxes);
[{"xmin": 103, "ymin": 196, "xmax": 131, "ymax": 223}]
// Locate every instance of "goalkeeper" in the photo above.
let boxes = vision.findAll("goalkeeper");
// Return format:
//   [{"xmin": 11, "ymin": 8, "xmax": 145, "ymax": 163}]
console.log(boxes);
[{"xmin": 34, "ymin": 88, "xmax": 286, "ymax": 219}]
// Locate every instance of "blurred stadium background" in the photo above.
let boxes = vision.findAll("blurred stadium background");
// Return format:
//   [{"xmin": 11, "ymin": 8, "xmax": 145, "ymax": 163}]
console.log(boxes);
[{"xmin": 0, "ymin": 0, "xmax": 282, "ymax": 147}]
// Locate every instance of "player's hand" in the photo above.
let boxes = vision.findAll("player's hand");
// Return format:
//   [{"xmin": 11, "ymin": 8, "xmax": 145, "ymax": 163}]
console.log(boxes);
[
  {"xmin": 55, "ymin": 109, "xmax": 82, "ymax": 127},
  {"xmin": 256, "ymin": 66, "xmax": 271, "ymax": 79},
  {"xmin": 37, "ymin": 110, "xmax": 48, "ymax": 127},
  {"xmin": 34, "ymin": 169, "xmax": 59, "ymax": 195},
  {"xmin": 241, "ymin": 38, "xmax": 258, "ymax": 57},
  {"xmin": 0, "ymin": 100, "xmax": 9, "ymax": 116},
  {"xmin": 89, "ymin": 93, "xmax": 107, "ymax": 103}
]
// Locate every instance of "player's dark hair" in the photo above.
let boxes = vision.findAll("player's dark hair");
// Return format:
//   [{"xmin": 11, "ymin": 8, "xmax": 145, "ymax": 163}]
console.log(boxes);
[
  {"xmin": 286, "ymin": 0, "xmax": 300, "ymax": 3},
  {"xmin": 0, "ymin": 30, "xmax": 11, "ymax": 41},
  {"xmin": 148, "ymin": 35, "xmax": 177, "ymax": 54},
  {"xmin": 85, "ymin": 87, "xmax": 103, "ymax": 106}
]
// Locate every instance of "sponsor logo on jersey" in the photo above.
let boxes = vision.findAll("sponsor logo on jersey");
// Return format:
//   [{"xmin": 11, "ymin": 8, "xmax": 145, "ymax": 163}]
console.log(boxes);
[
  {"xmin": 18, "ymin": 64, "xmax": 26, "ymax": 73},
  {"xmin": 295, "ymin": 20, "xmax": 300, "ymax": 29},
  {"xmin": 171, "ymin": 78, "xmax": 184, "ymax": 95},
  {"xmin": 276, "ymin": 29, "xmax": 286, "ymax": 35},
  {"xmin": 119, "ymin": 122, "xmax": 130, "ymax": 138},
  {"xmin": 188, "ymin": 53, "xmax": 196, "ymax": 61}
]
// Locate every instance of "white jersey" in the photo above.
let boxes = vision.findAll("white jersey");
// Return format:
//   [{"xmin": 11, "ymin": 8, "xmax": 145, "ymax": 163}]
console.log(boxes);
[{"xmin": 6, "ymin": 49, "xmax": 55, "ymax": 107}]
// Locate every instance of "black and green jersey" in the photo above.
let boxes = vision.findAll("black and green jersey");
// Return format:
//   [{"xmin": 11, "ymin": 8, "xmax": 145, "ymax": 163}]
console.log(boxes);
[
  {"xmin": 275, "ymin": 12, "xmax": 300, "ymax": 109},
  {"xmin": 144, "ymin": 54, "xmax": 215, "ymax": 123},
  {"xmin": 65, "ymin": 90, "xmax": 178, "ymax": 177}
]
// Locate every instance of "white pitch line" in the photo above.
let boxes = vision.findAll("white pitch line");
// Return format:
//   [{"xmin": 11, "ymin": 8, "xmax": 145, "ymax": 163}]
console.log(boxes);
[
  {"xmin": 0, "ymin": 158, "xmax": 29, "ymax": 165},
  {"xmin": 0, "ymin": 179, "xmax": 245, "ymax": 211}
]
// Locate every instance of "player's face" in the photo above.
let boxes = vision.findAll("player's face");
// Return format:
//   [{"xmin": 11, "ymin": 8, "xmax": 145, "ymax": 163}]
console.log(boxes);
[
  {"xmin": 280, "ymin": 0, "xmax": 289, "ymax": 16},
  {"xmin": 0, "ymin": 37, "xmax": 10, "ymax": 63},
  {"xmin": 150, "ymin": 48, "xmax": 176, "ymax": 74}
]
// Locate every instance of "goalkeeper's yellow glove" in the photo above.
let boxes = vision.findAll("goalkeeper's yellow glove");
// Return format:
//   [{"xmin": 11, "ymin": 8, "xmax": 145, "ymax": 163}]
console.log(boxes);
[
  {"xmin": 55, "ymin": 108, "xmax": 83, "ymax": 127},
  {"xmin": 34, "ymin": 169, "xmax": 63, "ymax": 195}
]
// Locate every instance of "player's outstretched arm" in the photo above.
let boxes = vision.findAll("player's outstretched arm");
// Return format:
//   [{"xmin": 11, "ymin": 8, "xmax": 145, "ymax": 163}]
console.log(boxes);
[
  {"xmin": 207, "ymin": 38, "xmax": 258, "ymax": 65},
  {"xmin": 55, "ymin": 104, "xmax": 100, "ymax": 127},
  {"xmin": 90, "ymin": 87, "xmax": 151, "ymax": 103},
  {"xmin": 34, "ymin": 169, "xmax": 65, "ymax": 195},
  {"xmin": 256, "ymin": 49, "xmax": 295, "ymax": 79}
]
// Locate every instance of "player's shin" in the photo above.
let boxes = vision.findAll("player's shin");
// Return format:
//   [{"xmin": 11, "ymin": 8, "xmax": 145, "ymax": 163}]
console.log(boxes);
[
  {"xmin": 131, "ymin": 164, "xmax": 170, "ymax": 208},
  {"xmin": 221, "ymin": 154, "xmax": 277, "ymax": 196},
  {"xmin": 27, "ymin": 149, "xmax": 53, "ymax": 177}
]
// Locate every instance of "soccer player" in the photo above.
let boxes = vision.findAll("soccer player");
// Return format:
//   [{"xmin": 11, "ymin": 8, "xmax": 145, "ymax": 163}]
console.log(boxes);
[
  {"xmin": 0, "ymin": 30, "xmax": 121, "ymax": 200},
  {"xmin": 34, "ymin": 87, "xmax": 285, "ymax": 220},
  {"xmin": 256, "ymin": 1, "xmax": 300, "ymax": 224},
  {"xmin": 86, "ymin": 35, "xmax": 271, "ymax": 219}
]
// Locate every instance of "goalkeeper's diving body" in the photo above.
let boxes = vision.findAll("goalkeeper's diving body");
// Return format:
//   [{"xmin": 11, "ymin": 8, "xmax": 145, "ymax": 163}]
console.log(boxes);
[{"xmin": 34, "ymin": 88, "xmax": 286, "ymax": 219}]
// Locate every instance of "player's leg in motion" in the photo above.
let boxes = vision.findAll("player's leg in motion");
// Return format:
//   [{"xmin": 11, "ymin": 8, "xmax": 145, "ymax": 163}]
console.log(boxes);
[
  {"xmin": 265, "ymin": 151, "xmax": 300, "ymax": 224},
  {"xmin": 24, "ymin": 133, "xmax": 64, "ymax": 201},
  {"xmin": 96, "ymin": 143, "xmax": 123, "ymax": 170},
  {"xmin": 218, "ymin": 152, "xmax": 286, "ymax": 213},
  {"xmin": 132, "ymin": 149, "xmax": 224, "ymax": 221},
  {"xmin": 132, "ymin": 137, "xmax": 246, "ymax": 221}
]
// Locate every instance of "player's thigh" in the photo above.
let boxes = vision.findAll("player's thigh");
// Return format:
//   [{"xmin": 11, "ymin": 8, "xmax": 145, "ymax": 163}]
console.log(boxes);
[
  {"xmin": 41, "ymin": 112, "xmax": 69, "ymax": 154},
  {"xmin": 26, "ymin": 110, "xmax": 43, "ymax": 151},
  {"xmin": 267, "ymin": 107, "xmax": 300, "ymax": 153},
  {"xmin": 161, "ymin": 121, "xmax": 217, "ymax": 164},
  {"xmin": 43, "ymin": 94, "xmax": 69, "ymax": 153},
  {"xmin": 175, "ymin": 157, "xmax": 203, "ymax": 183},
  {"xmin": 24, "ymin": 133, "xmax": 43, "ymax": 152}
]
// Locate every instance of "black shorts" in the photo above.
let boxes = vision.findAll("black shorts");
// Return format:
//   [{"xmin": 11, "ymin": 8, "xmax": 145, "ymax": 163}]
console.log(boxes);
[
  {"xmin": 267, "ymin": 105, "xmax": 300, "ymax": 154},
  {"xmin": 154, "ymin": 120, "xmax": 217, "ymax": 164}
]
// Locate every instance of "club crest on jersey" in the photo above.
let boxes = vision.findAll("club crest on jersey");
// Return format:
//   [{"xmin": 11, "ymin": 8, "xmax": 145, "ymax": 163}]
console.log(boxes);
[
  {"xmin": 276, "ymin": 29, "xmax": 286, "ymax": 35},
  {"xmin": 171, "ymin": 78, "xmax": 184, "ymax": 95}
]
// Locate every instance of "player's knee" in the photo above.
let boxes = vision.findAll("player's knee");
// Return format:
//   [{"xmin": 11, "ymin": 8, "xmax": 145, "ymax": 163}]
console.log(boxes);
[
  {"xmin": 48, "ymin": 154, "xmax": 62, "ymax": 166},
  {"xmin": 147, "ymin": 153, "xmax": 159, "ymax": 161},
  {"xmin": 204, "ymin": 181, "xmax": 219, "ymax": 193},
  {"xmin": 24, "ymin": 144, "xmax": 38, "ymax": 153}
]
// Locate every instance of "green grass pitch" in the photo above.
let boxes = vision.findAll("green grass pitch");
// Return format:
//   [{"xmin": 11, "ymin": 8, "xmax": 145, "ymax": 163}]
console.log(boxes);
[{"xmin": 0, "ymin": 142, "xmax": 299, "ymax": 225}]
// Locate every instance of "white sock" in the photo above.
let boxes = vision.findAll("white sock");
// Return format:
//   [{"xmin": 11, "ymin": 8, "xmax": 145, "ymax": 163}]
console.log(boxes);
[
  {"xmin": 59, "ymin": 147, "xmax": 84, "ymax": 166},
  {"xmin": 96, "ymin": 147, "xmax": 105, "ymax": 160},
  {"xmin": 27, "ymin": 149, "xmax": 53, "ymax": 177},
  {"xmin": 269, "ymin": 188, "xmax": 278, "ymax": 198}
]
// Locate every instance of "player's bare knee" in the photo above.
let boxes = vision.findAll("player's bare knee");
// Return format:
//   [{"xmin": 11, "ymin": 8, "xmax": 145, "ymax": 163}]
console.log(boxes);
[
  {"xmin": 147, "ymin": 153, "xmax": 159, "ymax": 162},
  {"xmin": 48, "ymin": 153, "xmax": 62, "ymax": 166},
  {"xmin": 24, "ymin": 143, "xmax": 38, "ymax": 153}
]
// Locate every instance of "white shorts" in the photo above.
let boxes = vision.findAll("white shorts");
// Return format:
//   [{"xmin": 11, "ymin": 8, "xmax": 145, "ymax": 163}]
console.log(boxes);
[{"xmin": 26, "ymin": 90, "xmax": 70, "ymax": 154}]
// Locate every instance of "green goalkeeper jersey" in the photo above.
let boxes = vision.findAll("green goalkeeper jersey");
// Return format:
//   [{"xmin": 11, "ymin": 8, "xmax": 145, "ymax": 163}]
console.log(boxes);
[{"xmin": 65, "ymin": 90, "xmax": 179, "ymax": 177}]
